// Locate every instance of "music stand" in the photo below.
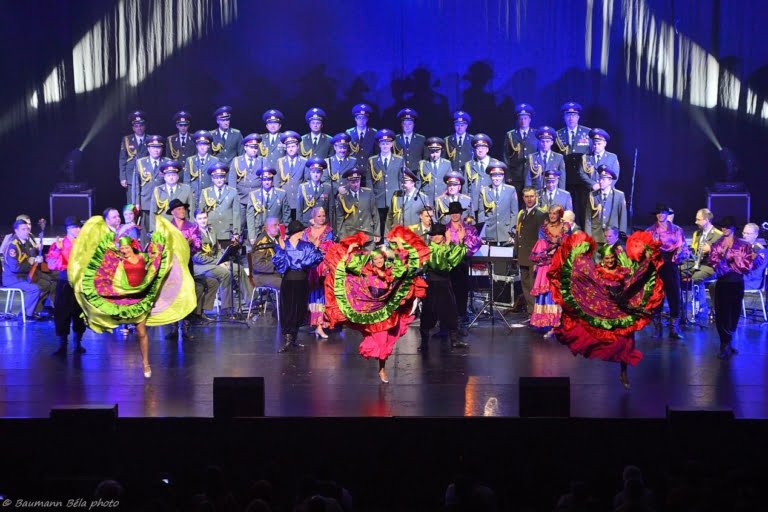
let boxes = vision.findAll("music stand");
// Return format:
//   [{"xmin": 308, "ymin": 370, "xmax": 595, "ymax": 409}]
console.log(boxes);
[
  {"xmin": 213, "ymin": 243, "xmax": 249, "ymax": 327},
  {"xmin": 679, "ymin": 261, "xmax": 708, "ymax": 329},
  {"xmin": 467, "ymin": 238, "xmax": 517, "ymax": 330}
]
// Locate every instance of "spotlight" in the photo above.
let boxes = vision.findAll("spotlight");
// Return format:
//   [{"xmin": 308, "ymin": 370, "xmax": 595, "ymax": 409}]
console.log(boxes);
[{"xmin": 54, "ymin": 148, "xmax": 88, "ymax": 193}]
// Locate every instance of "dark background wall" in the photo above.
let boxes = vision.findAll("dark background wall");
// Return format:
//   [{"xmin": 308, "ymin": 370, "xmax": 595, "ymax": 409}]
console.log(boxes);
[{"xmin": 1, "ymin": 0, "xmax": 766, "ymax": 229}]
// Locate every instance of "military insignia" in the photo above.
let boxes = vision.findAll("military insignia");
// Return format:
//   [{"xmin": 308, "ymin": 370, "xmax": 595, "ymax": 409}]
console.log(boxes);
[{"xmin": 8, "ymin": 247, "xmax": 16, "ymax": 258}]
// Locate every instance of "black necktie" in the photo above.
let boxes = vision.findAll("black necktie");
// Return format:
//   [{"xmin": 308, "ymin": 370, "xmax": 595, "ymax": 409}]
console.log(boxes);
[
  {"xmin": 359, "ymin": 131, "xmax": 364, "ymax": 140},
  {"xmin": 405, "ymin": 137, "xmax": 410, "ymax": 149},
  {"xmin": 222, "ymin": 131, "xmax": 227, "ymax": 142},
  {"xmin": 383, "ymin": 158, "xmax": 389, "ymax": 169},
  {"xmin": 352, "ymin": 192, "xmax": 358, "ymax": 200},
  {"xmin": 479, "ymin": 161, "xmax": 485, "ymax": 175},
  {"xmin": 216, "ymin": 188, "xmax": 222, "ymax": 200},
  {"xmin": 313, "ymin": 137, "xmax": 318, "ymax": 146},
  {"xmin": 181, "ymin": 136, "xmax": 186, "ymax": 147},
  {"xmin": 458, "ymin": 136, "xmax": 463, "ymax": 147},
  {"xmin": 570, "ymin": 131, "xmax": 576, "ymax": 149},
  {"xmin": 522, "ymin": 131, "xmax": 527, "ymax": 139},
  {"xmin": 152, "ymin": 160, "xmax": 158, "ymax": 172}
]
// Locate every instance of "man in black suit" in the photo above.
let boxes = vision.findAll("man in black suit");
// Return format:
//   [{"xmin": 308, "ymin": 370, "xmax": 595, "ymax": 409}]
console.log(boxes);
[{"xmin": 516, "ymin": 187, "xmax": 546, "ymax": 315}]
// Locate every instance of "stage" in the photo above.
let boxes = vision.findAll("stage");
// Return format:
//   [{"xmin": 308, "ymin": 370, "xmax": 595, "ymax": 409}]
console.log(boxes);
[{"xmin": 1, "ymin": 311, "xmax": 767, "ymax": 419}]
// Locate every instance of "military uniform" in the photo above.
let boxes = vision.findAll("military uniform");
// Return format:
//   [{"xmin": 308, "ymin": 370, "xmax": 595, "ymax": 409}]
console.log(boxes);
[
  {"xmin": 554, "ymin": 102, "xmax": 592, "ymax": 224},
  {"xmin": 2, "ymin": 235, "xmax": 45, "ymax": 317},
  {"xmin": 537, "ymin": 186, "xmax": 573, "ymax": 212},
  {"xmin": 517, "ymin": 206, "xmax": 547, "ymax": 312},
  {"xmin": 229, "ymin": 151, "xmax": 264, "ymax": 233},
  {"xmin": 118, "ymin": 111, "xmax": 149, "ymax": 205},
  {"xmin": 199, "ymin": 164, "xmax": 240, "ymax": 242},
  {"xmin": 297, "ymin": 180, "xmax": 332, "ymax": 225},
  {"xmin": 385, "ymin": 169, "xmax": 428, "ymax": 231},
  {"xmin": 408, "ymin": 222, "xmax": 433, "ymax": 244},
  {"xmin": 152, "ymin": 161, "xmax": 196, "ymax": 231},
  {"xmin": 503, "ymin": 104, "xmax": 538, "ymax": 197},
  {"xmin": 260, "ymin": 109, "xmax": 285, "ymax": 168},
  {"xmin": 347, "ymin": 103, "xmax": 376, "ymax": 167},
  {"xmin": 185, "ymin": 130, "xmax": 220, "ymax": 199},
  {"xmin": 209, "ymin": 106, "xmax": 243, "ymax": 165},
  {"xmin": 394, "ymin": 132, "xmax": 427, "ymax": 171},
  {"xmin": 436, "ymin": 192, "xmax": 472, "ymax": 224},
  {"xmin": 443, "ymin": 111, "xmax": 474, "ymax": 174},
  {"xmin": 368, "ymin": 131, "xmax": 404, "ymax": 238},
  {"xmin": 418, "ymin": 137, "xmax": 451, "ymax": 207},
  {"xmin": 191, "ymin": 223, "xmax": 231, "ymax": 311},
  {"xmin": 136, "ymin": 154, "xmax": 170, "ymax": 236},
  {"xmin": 276, "ymin": 155, "xmax": 308, "ymax": 212},
  {"xmin": 166, "ymin": 111, "xmax": 195, "ymax": 162},
  {"xmin": 321, "ymin": 156, "xmax": 356, "ymax": 186},
  {"xmin": 300, "ymin": 108, "xmax": 333, "ymax": 159},
  {"xmin": 575, "ymin": 128, "xmax": 619, "ymax": 226},
  {"xmin": 477, "ymin": 161, "xmax": 518, "ymax": 243},
  {"xmin": 583, "ymin": 169, "xmax": 627, "ymax": 244},
  {"xmin": 335, "ymin": 186, "xmax": 379, "ymax": 240},
  {"xmin": 246, "ymin": 172, "xmax": 290, "ymax": 240}
]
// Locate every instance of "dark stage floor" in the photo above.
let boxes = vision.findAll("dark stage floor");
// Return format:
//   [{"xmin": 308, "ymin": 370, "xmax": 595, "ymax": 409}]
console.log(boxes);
[{"xmin": 1, "ymin": 310, "xmax": 767, "ymax": 419}]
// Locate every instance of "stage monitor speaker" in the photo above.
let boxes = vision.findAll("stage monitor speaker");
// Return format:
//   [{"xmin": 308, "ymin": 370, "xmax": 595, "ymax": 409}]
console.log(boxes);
[
  {"xmin": 213, "ymin": 377, "xmax": 265, "ymax": 418},
  {"xmin": 50, "ymin": 190, "xmax": 94, "ymax": 226},
  {"xmin": 666, "ymin": 405, "xmax": 734, "ymax": 424},
  {"xmin": 519, "ymin": 377, "xmax": 570, "ymax": 417},
  {"xmin": 706, "ymin": 190, "xmax": 750, "ymax": 227}
]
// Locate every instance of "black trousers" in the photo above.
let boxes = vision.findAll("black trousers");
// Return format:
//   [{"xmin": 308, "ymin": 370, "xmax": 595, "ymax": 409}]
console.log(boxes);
[
  {"xmin": 450, "ymin": 261, "xmax": 469, "ymax": 319},
  {"xmin": 420, "ymin": 275, "xmax": 458, "ymax": 333},
  {"xmin": 378, "ymin": 208, "xmax": 388, "ymax": 239},
  {"xmin": 54, "ymin": 278, "xmax": 85, "ymax": 338},
  {"xmin": 715, "ymin": 273, "xmax": 744, "ymax": 346},
  {"xmin": 280, "ymin": 270, "xmax": 309, "ymax": 336},
  {"xmin": 658, "ymin": 257, "xmax": 681, "ymax": 319}
]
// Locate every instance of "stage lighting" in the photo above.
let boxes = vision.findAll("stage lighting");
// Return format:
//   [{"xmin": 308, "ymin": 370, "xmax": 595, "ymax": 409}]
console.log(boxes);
[
  {"xmin": 54, "ymin": 148, "xmax": 88, "ymax": 193},
  {"xmin": 711, "ymin": 147, "xmax": 745, "ymax": 193}
]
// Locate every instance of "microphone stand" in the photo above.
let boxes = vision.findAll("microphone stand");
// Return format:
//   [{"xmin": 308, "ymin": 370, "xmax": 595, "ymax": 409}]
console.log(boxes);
[
  {"xmin": 628, "ymin": 148, "xmax": 638, "ymax": 228},
  {"xmin": 210, "ymin": 236, "xmax": 249, "ymax": 328}
]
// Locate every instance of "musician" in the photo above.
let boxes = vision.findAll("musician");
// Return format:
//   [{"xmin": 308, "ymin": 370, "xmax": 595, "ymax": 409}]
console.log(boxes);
[
  {"xmin": 710, "ymin": 217, "xmax": 755, "ymax": 359},
  {"xmin": 119, "ymin": 110, "xmax": 149, "ymax": 204},
  {"xmin": 300, "ymin": 108, "xmax": 333, "ymax": 160},
  {"xmin": 276, "ymin": 131, "xmax": 308, "ymax": 218},
  {"xmin": 346, "ymin": 103, "xmax": 377, "ymax": 169},
  {"xmin": 135, "ymin": 135, "xmax": 170, "ymax": 237},
  {"xmin": 367, "ymin": 129, "xmax": 403, "ymax": 238},
  {"xmin": 538, "ymin": 170, "xmax": 573, "ymax": 211},
  {"xmin": 229, "ymin": 133, "xmax": 264, "ymax": 234},
  {"xmin": 199, "ymin": 162, "xmax": 239, "ymax": 247},
  {"xmin": 166, "ymin": 111, "xmax": 195, "ymax": 163},
  {"xmin": 691, "ymin": 208, "xmax": 722, "ymax": 318},
  {"xmin": 320, "ymin": 133, "xmax": 357, "ymax": 186},
  {"xmin": 525, "ymin": 127, "xmax": 566, "ymax": 191},
  {"xmin": 394, "ymin": 108, "xmax": 427, "ymax": 171},
  {"xmin": 741, "ymin": 223, "xmax": 768, "ymax": 291},
  {"xmin": 517, "ymin": 188, "xmax": 547, "ymax": 314},
  {"xmin": 417, "ymin": 137, "xmax": 451, "ymax": 207},
  {"xmin": 209, "ymin": 106, "xmax": 243, "ymax": 166},
  {"xmin": 646, "ymin": 204, "xmax": 688, "ymax": 339},
  {"xmin": 297, "ymin": 158, "xmax": 331, "ymax": 225},
  {"xmin": 250, "ymin": 217, "xmax": 282, "ymax": 290},
  {"xmin": 153, "ymin": 160, "xmax": 195, "ymax": 231},
  {"xmin": 184, "ymin": 130, "xmax": 220, "ymax": 202},
  {"xmin": 335, "ymin": 168, "xmax": 380, "ymax": 242},
  {"xmin": 409, "ymin": 206, "xmax": 435, "ymax": 243},
  {"xmin": 2, "ymin": 220, "xmax": 47, "ymax": 320},
  {"xmin": 46, "ymin": 216, "xmax": 86, "ymax": 355},
  {"xmin": 465, "ymin": 134, "xmax": 493, "ymax": 216},
  {"xmin": 446, "ymin": 201, "xmax": 482, "ymax": 332},
  {"xmin": 191, "ymin": 209, "xmax": 231, "ymax": 317},
  {"xmin": 260, "ymin": 109, "xmax": 285, "ymax": 169},
  {"xmin": 478, "ymin": 160, "xmax": 518, "ymax": 244},
  {"xmin": 443, "ymin": 110, "xmax": 474, "ymax": 173},
  {"xmin": 386, "ymin": 169, "xmax": 427, "ymax": 231},
  {"xmin": 503, "ymin": 103, "xmax": 538, "ymax": 199},
  {"xmin": 584, "ymin": 167, "xmax": 627, "ymax": 245},
  {"xmin": 246, "ymin": 168, "xmax": 290, "ymax": 242},
  {"xmin": 436, "ymin": 171, "xmax": 472, "ymax": 224}
]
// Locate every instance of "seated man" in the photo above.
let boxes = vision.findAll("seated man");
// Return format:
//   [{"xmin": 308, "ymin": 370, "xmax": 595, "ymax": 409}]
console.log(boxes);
[
  {"xmin": 2, "ymin": 219, "xmax": 48, "ymax": 320},
  {"xmin": 191, "ymin": 209, "xmax": 232, "ymax": 320},
  {"xmin": 249, "ymin": 217, "xmax": 282, "ymax": 307}
]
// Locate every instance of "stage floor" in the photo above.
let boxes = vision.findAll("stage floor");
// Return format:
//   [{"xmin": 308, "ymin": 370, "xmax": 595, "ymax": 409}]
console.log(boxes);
[{"xmin": 1, "ymin": 311, "xmax": 767, "ymax": 419}]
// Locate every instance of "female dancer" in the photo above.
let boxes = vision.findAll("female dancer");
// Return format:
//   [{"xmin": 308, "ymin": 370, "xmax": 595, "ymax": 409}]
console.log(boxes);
[
  {"xmin": 324, "ymin": 226, "xmax": 428, "ymax": 383},
  {"xmin": 302, "ymin": 207, "xmax": 334, "ymax": 338},
  {"xmin": 530, "ymin": 205, "xmax": 565, "ymax": 337},
  {"xmin": 709, "ymin": 217, "xmax": 754, "ymax": 359},
  {"xmin": 68, "ymin": 215, "xmax": 196, "ymax": 378},
  {"xmin": 273, "ymin": 220, "xmax": 324, "ymax": 353},
  {"xmin": 645, "ymin": 203, "xmax": 688, "ymax": 339},
  {"xmin": 548, "ymin": 231, "xmax": 665, "ymax": 389}
]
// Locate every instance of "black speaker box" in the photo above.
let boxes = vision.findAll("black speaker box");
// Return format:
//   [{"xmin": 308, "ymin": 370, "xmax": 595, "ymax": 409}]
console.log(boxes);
[
  {"xmin": 213, "ymin": 377, "xmax": 265, "ymax": 418},
  {"xmin": 519, "ymin": 377, "xmax": 570, "ymax": 417},
  {"xmin": 666, "ymin": 406, "xmax": 734, "ymax": 423},
  {"xmin": 50, "ymin": 404, "xmax": 118, "ymax": 427}
]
